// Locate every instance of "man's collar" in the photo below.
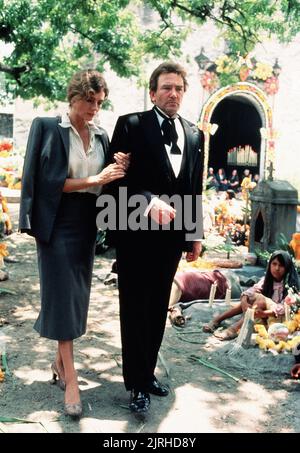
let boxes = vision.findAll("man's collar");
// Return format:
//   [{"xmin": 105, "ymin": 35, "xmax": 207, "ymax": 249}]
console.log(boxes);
[{"xmin": 153, "ymin": 106, "xmax": 179, "ymax": 121}]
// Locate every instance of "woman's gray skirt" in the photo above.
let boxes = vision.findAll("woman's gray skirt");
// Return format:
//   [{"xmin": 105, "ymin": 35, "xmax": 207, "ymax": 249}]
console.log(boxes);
[{"xmin": 34, "ymin": 193, "xmax": 98, "ymax": 340}]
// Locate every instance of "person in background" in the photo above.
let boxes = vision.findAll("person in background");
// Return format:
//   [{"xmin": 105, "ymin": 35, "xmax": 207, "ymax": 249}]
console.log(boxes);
[
  {"xmin": 251, "ymin": 173, "xmax": 260, "ymax": 188},
  {"xmin": 240, "ymin": 168, "xmax": 252, "ymax": 198},
  {"xmin": 228, "ymin": 169, "xmax": 239, "ymax": 192},
  {"xmin": 206, "ymin": 167, "xmax": 219, "ymax": 191},
  {"xmin": 203, "ymin": 250, "xmax": 300, "ymax": 341},
  {"xmin": 19, "ymin": 70, "xmax": 129, "ymax": 418},
  {"xmin": 216, "ymin": 168, "xmax": 228, "ymax": 191}
]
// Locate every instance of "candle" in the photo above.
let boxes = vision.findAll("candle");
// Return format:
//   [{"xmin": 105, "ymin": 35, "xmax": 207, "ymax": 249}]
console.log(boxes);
[
  {"xmin": 225, "ymin": 287, "xmax": 231, "ymax": 306},
  {"xmin": 284, "ymin": 302, "xmax": 291, "ymax": 322},
  {"xmin": 208, "ymin": 282, "xmax": 217, "ymax": 307}
]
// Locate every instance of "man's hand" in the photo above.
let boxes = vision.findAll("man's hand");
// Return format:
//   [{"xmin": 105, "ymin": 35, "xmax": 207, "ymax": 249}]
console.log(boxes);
[
  {"xmin": 186, "ymin": 241, "xmax": 202, "ymax": 262},
  {"xmin": 149, "ymin": 199, "xmax": 176, "ymax": 225}
]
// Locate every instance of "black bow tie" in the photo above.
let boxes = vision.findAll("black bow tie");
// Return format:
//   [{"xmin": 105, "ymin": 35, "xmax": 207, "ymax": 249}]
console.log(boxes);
[{"xmin": 154, "ymin": 107, "xmax": 181, "ymax": 155}]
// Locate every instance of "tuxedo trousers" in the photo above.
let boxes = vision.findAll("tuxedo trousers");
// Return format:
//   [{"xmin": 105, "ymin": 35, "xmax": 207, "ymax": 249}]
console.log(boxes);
[{"xmin": 116, "ymin": 233, "xmax": 182, "ymax": 391}]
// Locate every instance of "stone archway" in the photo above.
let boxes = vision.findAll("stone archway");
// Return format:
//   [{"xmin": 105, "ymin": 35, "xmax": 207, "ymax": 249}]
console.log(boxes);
[{"xmin": 199, "ymin": 82, "xmax": 274, "ymax": 191}]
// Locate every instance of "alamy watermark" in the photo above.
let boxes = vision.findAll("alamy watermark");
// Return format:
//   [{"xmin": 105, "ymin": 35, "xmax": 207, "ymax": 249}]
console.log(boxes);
[{"xmin": 96, "ymin": 188, "xmax": 203, "ymax": 241}]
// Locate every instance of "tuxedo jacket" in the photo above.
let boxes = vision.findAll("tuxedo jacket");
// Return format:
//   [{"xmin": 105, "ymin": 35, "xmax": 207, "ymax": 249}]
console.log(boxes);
[
  {"xmin": 105, "ymin": 108, "xmax": 204, "ymax": 251},
  {"xmin": 19, "ymin": 117, "xmax": 109, "ymax": 243}
]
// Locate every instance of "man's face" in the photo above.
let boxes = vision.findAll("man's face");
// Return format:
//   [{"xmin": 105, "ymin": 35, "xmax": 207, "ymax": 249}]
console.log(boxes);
[{"xmin": 150, "ymin": 73, "xmax": 185, "ymax": 117}]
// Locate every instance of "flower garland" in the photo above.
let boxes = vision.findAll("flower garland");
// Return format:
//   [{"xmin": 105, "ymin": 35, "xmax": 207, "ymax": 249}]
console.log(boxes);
[
  {"xmin": 0, "ymin": 140, "xmax": 22, "ymax": 190},
  {"xmin": 200, "ymin": 71, "xmax": 219, "ymax": 93},
  {"xmin": 200, "ymin": 54, "xmax": 280, "ymax": 96},
  {"xmin": 264, "ymin": 76, "xmax": 279, "ymax": 95}
]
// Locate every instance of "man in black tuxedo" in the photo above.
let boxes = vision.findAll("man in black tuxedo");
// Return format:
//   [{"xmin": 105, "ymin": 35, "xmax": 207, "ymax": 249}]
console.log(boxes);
[{"xmin": 105, "ymin": 62, "xmax": 204, "ymax": 413}]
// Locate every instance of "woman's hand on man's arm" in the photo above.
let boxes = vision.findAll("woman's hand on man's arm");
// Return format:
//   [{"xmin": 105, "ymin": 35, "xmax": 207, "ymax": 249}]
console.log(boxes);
[
  {"xmin": 114, "ymin": 152, "xmax": 131, "ymax": 171},
  {"xmin": 63, "ymin": 163, "xmax": 126, "ymax": 192}
]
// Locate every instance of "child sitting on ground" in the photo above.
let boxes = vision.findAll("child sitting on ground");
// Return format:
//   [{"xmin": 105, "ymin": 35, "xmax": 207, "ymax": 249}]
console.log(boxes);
[{"xmin": 202, "ymin": 250, "xmax": 300, "ymax": 340}]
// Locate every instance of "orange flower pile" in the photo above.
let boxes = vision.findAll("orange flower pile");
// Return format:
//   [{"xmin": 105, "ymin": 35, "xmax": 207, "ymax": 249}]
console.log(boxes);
[
  {"xmin": 254, "ymin": 312, "xmax": 300, "ymax": 352},
  {"xmin": 0, "ymin": 141, "xmax": 13, "ymax": 158},
  {"xmin": 0, "ymin": 141, "xmax": 13, "ymax": 152},
  {"xmin": 290, "ymin": 233, "xmax": 300, "ymax": 260}
]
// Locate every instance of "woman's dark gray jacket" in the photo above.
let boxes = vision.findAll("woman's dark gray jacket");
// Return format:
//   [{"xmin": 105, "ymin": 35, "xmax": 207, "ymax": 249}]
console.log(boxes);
[{"xmin": 19, "ymin": 117, "xmax": 109, "ymax": 243}]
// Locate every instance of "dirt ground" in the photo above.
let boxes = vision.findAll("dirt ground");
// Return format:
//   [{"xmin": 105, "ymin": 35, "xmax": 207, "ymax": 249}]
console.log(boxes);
[{"xmin": 0, "ymin": 203, "xmax": 300, "ymax": 434}]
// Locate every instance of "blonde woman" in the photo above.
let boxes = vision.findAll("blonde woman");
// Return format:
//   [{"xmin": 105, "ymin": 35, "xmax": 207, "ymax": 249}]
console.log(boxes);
[{"xmin": 19, "ymin": 70, "xmax": 128, "ymax": 418}]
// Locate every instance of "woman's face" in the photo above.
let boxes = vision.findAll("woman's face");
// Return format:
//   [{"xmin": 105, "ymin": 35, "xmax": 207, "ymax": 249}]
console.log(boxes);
[
  {"xmin": 70, "ymin": 90, "xmax": 106, "ymax": 122},
  {"xmin": 270, "ymin": 257, "xmax": 286, "ymax": 281}
]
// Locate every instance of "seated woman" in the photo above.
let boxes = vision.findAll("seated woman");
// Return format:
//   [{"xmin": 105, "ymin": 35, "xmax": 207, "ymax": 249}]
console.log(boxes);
[
  {"xmin": 215, "ymin": 168, "xmax": 228, "ymax": 192},
  {"xmin": 228, "ymin": 169, "xmax": 240, "ymax": 192},
  {"xmin": 168, "ymin": 269, "xmax": 242, "ymax": 326},
  {"xmin": 202, "ymin": 250, "xmax": 300, "ymax": 340},
  {"xmin": 206, "ymin": 167, "xmax": 219, "ymax": 191}
]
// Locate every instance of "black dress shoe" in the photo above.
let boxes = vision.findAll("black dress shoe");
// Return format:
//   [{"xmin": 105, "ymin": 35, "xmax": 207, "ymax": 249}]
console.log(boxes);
[
  {"xmin": 129, "ymin": 390, "xmax": 150, "ymax": 413},
  {"xmin": 147, "ymin": 377, "xmax": 169, "ymax": 397}
]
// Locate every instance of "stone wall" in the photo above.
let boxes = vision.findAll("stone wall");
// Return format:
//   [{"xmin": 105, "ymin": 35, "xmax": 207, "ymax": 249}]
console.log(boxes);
[{"xmin": 0, "ymin": 113, "xmax": 13, "ymax": 138}]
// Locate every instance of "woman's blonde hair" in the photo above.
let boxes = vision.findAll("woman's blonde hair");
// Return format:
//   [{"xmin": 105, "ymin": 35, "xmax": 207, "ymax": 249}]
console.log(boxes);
[{"xmin": 67, "ymin": 70, "xmax": 109, "ymax": 105}]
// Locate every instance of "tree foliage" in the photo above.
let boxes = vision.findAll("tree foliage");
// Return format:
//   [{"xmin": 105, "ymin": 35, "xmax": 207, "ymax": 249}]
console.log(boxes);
[
  {"xmin": 147, "ymin": 0, "xmax": 300, "ymax": 53},
  {"xmin": 1, "ymin": 0, "xmax": 300, "ymax": 102}
]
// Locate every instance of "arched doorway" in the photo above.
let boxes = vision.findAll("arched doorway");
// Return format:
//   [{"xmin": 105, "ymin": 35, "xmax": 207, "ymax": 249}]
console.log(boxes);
[
  {"xmin": 199, "ymin": 83, "xmax": 274, "ymax": 191},
  {"xmin": 209, "ymin": 96, "xmax": 262, "ymax": 179}
]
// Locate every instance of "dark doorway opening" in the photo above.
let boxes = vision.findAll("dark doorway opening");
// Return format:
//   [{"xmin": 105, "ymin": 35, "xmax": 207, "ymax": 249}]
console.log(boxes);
[
  {"xmin": 209, "ymin": 96, "xmax": 262, "ymax": 182},
  {"xmin": 254, "ymin": 211, "xmax": 264, "ymax": 243}
]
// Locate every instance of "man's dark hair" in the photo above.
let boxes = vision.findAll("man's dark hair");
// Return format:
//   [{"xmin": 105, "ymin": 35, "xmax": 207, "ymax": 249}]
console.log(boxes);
[{"xmin": 149, "ymin": 61, "xmax": 188, "ymax": 92}]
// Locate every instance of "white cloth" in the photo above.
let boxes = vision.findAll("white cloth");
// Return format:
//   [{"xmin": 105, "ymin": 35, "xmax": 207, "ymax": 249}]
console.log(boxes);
[{"xmin": 59, "ymin": 113, "xmax": 105, "ymax": 195}]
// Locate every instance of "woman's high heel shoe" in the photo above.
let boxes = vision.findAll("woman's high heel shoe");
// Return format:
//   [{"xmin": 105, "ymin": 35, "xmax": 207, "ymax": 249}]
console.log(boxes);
[
  {"xmin": 50, "ymin": 362, "xmax": 66, "ymax": 391},
  {"xmin": 64, "ymin": 401, "xmax": 83, "ymax": 418}
]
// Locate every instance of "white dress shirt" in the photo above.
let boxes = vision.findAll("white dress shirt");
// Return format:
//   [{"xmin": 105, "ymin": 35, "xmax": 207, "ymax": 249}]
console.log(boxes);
[
  {"xmin": 154, "ymin": 107, "xmax": 184, "ymax": 178},
  {"xmin": 59, "ymin": 113, "xmax": 105, "ymax": 195},
  {"xmin": 144, "ymin": 108, "xmax": 185, "ymax": 217}
]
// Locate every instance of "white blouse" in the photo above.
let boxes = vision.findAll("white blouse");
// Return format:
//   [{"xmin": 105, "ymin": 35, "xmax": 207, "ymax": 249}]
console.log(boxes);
[{"xmin": 59, "ymin": 113, "xmax": 106, "ymax": 195}]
